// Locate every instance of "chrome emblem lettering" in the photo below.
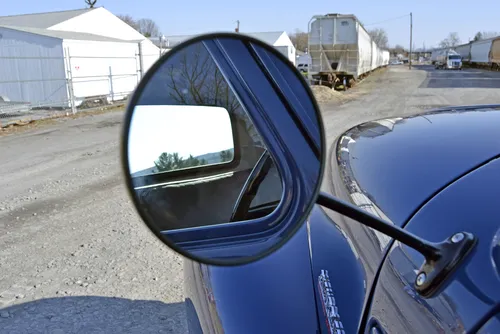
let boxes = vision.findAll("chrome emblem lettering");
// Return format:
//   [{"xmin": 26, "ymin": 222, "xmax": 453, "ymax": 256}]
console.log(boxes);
[{"xmin": 318, "ymin": 270, "xmax": 345, "ymax": 334}]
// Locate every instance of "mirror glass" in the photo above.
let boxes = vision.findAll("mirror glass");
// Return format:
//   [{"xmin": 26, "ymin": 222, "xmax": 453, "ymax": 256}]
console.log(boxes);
[{"xmin": 128, "ymin": 105, "xmax": 235, "ymax": 178}]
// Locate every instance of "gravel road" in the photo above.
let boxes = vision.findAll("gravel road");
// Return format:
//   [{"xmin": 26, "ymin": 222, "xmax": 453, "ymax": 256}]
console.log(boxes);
[{"xmin": 1, "ymin": 64, "xmax": 500, "ymax": 333}]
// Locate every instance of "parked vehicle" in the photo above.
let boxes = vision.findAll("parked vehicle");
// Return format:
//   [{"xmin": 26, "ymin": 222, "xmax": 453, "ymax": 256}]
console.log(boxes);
[
  {"xmin": 307, "ymin": 13, "xmax": 389, "ymax": 90},
  {"xmin": 121, "ymin": 33, "xmax": 500, "ymax": 333},
  {"xmin": 435, "ymin": 49, "xmax": 462, "ymax": 70},
  {"xmin": 297, "ymin": 63, "xmax": 309, "ymax": 73}
]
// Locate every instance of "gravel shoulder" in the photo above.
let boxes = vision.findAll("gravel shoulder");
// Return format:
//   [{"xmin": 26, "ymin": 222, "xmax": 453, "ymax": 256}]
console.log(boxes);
[
  {"xmin": 1, "ymin": 64, "xmax": 500, "ymax": 333},
  {"xmin": 0, "ymin": 112, "xmax": 186, "ymax": 333}
]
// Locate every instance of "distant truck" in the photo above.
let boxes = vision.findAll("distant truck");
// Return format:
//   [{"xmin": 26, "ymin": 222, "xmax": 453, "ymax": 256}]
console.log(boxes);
[{"xmin": 435, "ymin": 49, "xmax": 463, "ymax": 70}]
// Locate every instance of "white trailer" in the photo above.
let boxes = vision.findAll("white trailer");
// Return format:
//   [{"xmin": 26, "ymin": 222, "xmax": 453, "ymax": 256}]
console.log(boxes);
[
  {"xmin": 471, "ymin": 38, "xmax": 494, "ymax": 64},
  {"xmin": 456, "ymin": 37, "xmax": 500, "ymax": 69},
  {"xmin": 382, "ymin": 50, "xmax": 390, "ymax": 66},
  {"xmin": 454, "ymin": 43, "xmax": 472, "ymax": 63},
  {"xmin": 308, "ymin": 13, "xmax": 388, "ymax": 89},
  {"xmin": 431, "ymin": 48, "xmax": 444, "ymax": 64}
]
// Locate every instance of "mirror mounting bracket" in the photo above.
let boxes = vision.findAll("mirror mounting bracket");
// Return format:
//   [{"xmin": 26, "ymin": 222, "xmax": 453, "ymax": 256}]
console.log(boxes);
[
  {"xmin": 317, "ymin": 192, "xmax": 477, "ymax": 299},
  {"xmin": 413, "ymin": 231, "xmax": 476, "ymax": 298}
]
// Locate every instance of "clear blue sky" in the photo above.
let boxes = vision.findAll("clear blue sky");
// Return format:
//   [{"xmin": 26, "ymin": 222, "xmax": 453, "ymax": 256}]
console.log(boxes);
[{"xmin": 4, "ymin": 0, "xmax": 500, "ymax": 49}]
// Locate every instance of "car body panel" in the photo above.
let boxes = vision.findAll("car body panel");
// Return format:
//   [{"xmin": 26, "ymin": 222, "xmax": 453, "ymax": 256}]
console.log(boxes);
[
  {"xmin": 368, "ymin": 158, "xmax": 500, "ymax": 332},
  {"xmin": 183, "ymin": 205, "xmax": 367, "ymax": 333},
  {"xmin": 185, "ymin": 105, "xmax": 500, "ymax": 333},
  {"xmin": 184, "ymin": 208, "xmax": 320, "ymax": 334}
]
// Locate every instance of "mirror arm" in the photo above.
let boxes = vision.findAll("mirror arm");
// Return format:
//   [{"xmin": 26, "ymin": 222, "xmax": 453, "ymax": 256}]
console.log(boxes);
[{"xmin": 317, "ymin": 192, "xmax": 477, "ymax": 298}]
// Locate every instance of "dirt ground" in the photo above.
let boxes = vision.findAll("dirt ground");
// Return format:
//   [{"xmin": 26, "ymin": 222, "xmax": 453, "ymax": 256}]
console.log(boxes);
[{"xmin": 1, "ymin": 65, "xmax": 500, "ymax": 333}]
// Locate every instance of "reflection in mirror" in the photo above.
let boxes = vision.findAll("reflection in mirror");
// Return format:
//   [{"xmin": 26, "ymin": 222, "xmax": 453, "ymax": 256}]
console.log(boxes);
[
  {"xmin": 128, "ymin": 105, "xmax": 235, "ymax": 177},
  {"xmin": 125, "ymin": 39, "xmax": 284, "ymax": 233}
]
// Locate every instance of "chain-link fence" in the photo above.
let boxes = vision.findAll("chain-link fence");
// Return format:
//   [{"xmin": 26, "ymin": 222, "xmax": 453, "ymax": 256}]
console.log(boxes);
[{"xmin": 0, "ymin": 41, "xmax": 164, "ymax": 123}]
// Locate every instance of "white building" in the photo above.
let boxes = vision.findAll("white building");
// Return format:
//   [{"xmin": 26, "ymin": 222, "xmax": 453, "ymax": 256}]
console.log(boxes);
[
  {"xmin": 151, "ymin": 31, "xmax": 297, "ymax": 65},
  {"xmin": 0, "ymin": 7, "xmax": 159, "ymax": 108}
]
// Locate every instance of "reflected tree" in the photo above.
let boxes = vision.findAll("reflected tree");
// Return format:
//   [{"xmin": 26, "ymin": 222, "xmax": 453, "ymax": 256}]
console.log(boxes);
[
  {"xmin": 155, "ymin": 152, "xmax": 207, "ymax": 172},
  {"xmin": 161, "ymin": 43, "xmax": 263, "ymax": 146},
  {"xmin": 165, "ymin": 44, "xmax": 241, "ymax": 113},
  {"xmin": 219, "ymin": 149, "xmax": 234, "ymax": 162}
]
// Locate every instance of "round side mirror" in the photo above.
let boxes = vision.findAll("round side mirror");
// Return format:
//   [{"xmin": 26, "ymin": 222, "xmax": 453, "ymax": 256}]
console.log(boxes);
[{"xmin": 121, "ymin": 33, "xmax": 325, "ymax": 265}]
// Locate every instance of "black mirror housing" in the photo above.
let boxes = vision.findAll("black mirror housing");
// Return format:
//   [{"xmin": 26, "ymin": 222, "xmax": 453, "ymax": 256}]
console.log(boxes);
[{"xmin": 121, "ymin": 33, "xmax": 326, "ymax": 266}]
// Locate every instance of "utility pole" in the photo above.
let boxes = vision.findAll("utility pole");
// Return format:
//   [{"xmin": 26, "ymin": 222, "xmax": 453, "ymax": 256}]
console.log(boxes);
[
  {"xmin": 409, "ymin": 12, "xmax": 413, "ymax": 69},
  {"xmin": 235, "ymin": 20, "xmax": 240, "ymax": 33}
]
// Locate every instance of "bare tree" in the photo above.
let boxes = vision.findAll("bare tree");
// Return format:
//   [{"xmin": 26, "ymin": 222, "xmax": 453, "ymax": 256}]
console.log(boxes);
[
  {"xmin": 164, "ymin": 44, "xmax": 241, "ymax": 114},
  {"xmin": 482, "ymin": 31, "xmax": 500, "ymax": 39},
  {"xmin": 163, "ymin": 43, "xmax": 261, "ymax": 145},
  {"xmin": 84, "ymin": 0, "xmax": 97, "ymax": 8},
  {"xmin": 388, "ymin": 44, "xmax": 405, "ymax": 57},
  {"xmin": 117, "ymin": 14, "xmax": 139, "ymax": 31},
  {"xmin": 137, "ymin": 18, "xmax": 160, "ymax": 38},
  {"xmin": 439, "ymin": 32, "xmax": 461, "ymax": 48},
  {"xmin": 368, "ymin": 28, "xmax": 389, "ymax": 48},
  {"xmin": 289, "ymin": 29, "xmax": 308, "ymax": 52},
  {"xmin": 393, "ymin": 44, "xmax": 405, "ymax": 53},
  {"xmin": 474, "ymin": 31, "xmax": 500, "ymax": 41}
]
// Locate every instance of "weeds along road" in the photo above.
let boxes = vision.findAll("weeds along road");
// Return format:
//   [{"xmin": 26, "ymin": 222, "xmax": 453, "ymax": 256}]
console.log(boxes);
[{"xmin": 1, "ymin": 65, "xmax": 500, "ymax": 333}]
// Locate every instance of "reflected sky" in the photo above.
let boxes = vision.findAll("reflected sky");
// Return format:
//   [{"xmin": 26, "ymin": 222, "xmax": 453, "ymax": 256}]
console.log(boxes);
[{"xmin": 128, "ymin": 105, "xmax": 234, "ymax": 173}]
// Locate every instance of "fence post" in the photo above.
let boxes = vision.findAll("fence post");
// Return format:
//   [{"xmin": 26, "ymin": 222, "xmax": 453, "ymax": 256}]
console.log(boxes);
[
  {"xmin": 138, "ymin": 41, "xmax": 144, "ymax": 81},
  {"xmin": 65, "ymin": 48, "xmax": 77, "ymax": 114},
  {"xmin": 108, "ymin": 66, "xmax": 114, "ymax": 102}
]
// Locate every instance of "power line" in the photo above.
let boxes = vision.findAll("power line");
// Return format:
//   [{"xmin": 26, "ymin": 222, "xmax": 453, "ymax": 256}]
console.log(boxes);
[{"xmin": 364, "ymin": 14, "xmax": 410, "ymax": 26}]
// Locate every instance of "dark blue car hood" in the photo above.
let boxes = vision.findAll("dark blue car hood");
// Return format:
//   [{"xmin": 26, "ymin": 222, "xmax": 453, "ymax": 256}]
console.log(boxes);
[{"xmin": 337, "ymin": 105, "xmax": 500, "ymax": 226}]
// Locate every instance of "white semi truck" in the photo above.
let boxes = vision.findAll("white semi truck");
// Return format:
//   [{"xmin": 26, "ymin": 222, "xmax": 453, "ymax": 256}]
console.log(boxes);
[{"xmin": 435, "ymin": 49, "xmax": 463, "ymax": 70}]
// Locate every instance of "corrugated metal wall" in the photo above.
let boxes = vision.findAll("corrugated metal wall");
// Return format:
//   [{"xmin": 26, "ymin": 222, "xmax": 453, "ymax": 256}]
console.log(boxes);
[
  {"xmin": 0, "ymin": 27, "xmax": 68, "ymax": 107},
  {"xmin": 0, "ymin": 28, "xmax": 160, "ymax": 110}
]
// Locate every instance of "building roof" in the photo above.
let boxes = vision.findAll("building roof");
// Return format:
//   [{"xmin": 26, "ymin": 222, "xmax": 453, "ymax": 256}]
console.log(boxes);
[
  {"xmin": 150, "ymin": 34, "xmax": 195, "ymax": 48},
  {"xmin": 0, "ymin": 25, "xmax": 135, "ymax": 43},
  {"xmin": 151, "ymin": 31, "xmax": 286, "ymax": 48},
  {"xmin": 0, "ymin": 8, "xmax": 94, "ymax": 29},
  {"xmin": 245, "ymin": 31, "xmax": 284, "ymax": 45}
]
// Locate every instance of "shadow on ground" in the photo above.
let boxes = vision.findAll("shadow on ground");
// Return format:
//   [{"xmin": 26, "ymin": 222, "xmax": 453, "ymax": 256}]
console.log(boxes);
[
  {"xmin": 415, "ymin": 65, "xmax": 500, "ymax": 89},
  {"xmin": 0, "ymin": 296, "xmax": 187, "ymax": 334}
]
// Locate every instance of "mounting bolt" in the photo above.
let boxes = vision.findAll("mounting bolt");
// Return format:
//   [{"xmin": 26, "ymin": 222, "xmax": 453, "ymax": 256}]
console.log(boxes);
[
  {"xmin": 451, "ymin": 233, "xmax": 464, "ymax": 243},
  {"xmin": 416, "ymin": 272, "xmax": 427, "ymax": 286}
]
